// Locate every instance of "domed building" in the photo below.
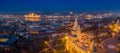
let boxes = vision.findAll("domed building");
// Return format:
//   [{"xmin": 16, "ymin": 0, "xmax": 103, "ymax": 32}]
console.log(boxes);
[{"xmin": 24, "ymin": 13, "xmax": 41, "ymax": 22}]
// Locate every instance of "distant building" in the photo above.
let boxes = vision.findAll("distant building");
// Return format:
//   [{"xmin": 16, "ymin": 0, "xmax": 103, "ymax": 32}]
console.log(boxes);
[
  {"xmin": 0, "ymin": 35, "xmax": 18, "ymax": 51},
  {"xmin": 102, "ymin": 38, "xmax": 120, "ymax": 53},
  {"xmin": 24, "ymin": 13, "xmax": 41, "ymax": 22}
]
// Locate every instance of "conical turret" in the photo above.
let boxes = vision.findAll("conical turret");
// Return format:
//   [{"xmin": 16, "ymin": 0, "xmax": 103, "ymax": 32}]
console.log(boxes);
[
  {"xmin": 71, "ymin": 18, "xmax": 81, "ymax": 39},
  {"xmin": 72, "ymin": 18, "xmax": 80, "ymax": 31},
  {"xmin": 116, "ymin": 19, "xmax": 119, "ymax": 24},
  {"xmin": 88, "ymin": 41, "xmax": 96, "ymax": 53}
]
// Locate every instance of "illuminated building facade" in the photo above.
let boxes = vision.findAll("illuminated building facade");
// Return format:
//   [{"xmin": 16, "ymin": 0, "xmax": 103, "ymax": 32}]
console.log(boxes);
[
  {"xmin": 0, "ymin": 35, "xmax": 18, "ymax": 51},
  {"xmin": 109, "ymin": 19, "xmax": 120, "ymax": 38},
  {"xmin": 110, "ymin": 19, "xmax": 120, "ymax": 32},
  {"xmin": 65, "ymin": 18, "xmax": 94, "ymax": 53},
  {"xmin": 24, "ymin": 13, "xmax": 41, "ymax": 22}
]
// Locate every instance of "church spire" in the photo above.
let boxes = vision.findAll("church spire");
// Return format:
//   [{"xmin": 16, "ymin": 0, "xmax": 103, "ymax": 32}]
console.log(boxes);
[
  {"xmin": 116, "ymin": 19, "xmax": 119, "ymax": 24},
  {"xmin": 72, "ymin": 18, "xmax": 80, "ymax": 30},
  {"xmin": 89, "ymin": 41, "xmax": 96, "ymax": 53}
]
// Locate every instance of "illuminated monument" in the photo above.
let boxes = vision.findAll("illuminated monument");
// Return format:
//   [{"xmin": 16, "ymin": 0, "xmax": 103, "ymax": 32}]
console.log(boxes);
[
  {"xmin": 24, "ymin": 13, "xmax": 41, "ymax": 22},
  {"xmin": 110, "ymin": 19, "xmax": 120, "ymax": 33},
  {"xmin": 65, "ymin": 18, "xmax": 94, "ymax": 53},
  {"xmin": 109, "ymin": 19, "xmax": 120, "ymax": 38}
]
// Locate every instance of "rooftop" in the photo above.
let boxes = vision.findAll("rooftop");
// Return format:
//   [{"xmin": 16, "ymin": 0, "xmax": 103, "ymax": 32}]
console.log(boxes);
[{"xmin": 0, "ymin": 35, "xmax": 18, "ymax": 46}]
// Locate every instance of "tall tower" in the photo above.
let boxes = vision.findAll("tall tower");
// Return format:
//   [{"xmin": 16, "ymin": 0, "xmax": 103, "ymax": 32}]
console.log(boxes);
[
  {"xmin": 116, "ymin": 19, "xmax": 119, "ymax": 24},
  {"xmin": 70, "ymin": 18, "xmax": 94, "ymax": 53},
  {"xmin": 71, "ymin": 18, "xmax": 81, "ymax": 39},
  {"xmin": 72, "ymin": 18, "xmax": 80, "ymax": 31}
]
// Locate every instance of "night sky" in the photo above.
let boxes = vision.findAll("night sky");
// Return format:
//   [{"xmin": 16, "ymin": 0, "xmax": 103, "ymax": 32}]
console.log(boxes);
[{"xmin": 0, "ymin": 0, "xmax": 120, "ymax": 13}]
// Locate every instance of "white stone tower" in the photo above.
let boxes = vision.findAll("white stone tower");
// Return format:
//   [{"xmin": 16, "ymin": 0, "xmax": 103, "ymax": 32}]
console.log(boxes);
[{"xmin": 71, "ymin": 18, "xmax": 81, "ymax": 40}]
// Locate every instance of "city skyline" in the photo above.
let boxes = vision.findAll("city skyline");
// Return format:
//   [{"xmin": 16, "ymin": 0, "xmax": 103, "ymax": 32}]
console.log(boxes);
[
  {"xmin": 1, "ymin": 0, "xmax": 120, "ymax": 13},
  {"xmin": 0, "ymin": 0, "xmax": 120, "ymax": 53}
]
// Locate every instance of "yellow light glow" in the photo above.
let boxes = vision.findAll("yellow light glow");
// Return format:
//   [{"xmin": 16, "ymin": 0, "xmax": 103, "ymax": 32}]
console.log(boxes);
[
  {"xmin": 0, "ymin": 38, "xmax": 8, "ymax": 42},
  {"xmin": 45, "ymin": 41, "xmax": 48, "ymax": 44},
  {"xmin": 109, "ymin": 23, "xmax": 120, "ymax": 32},
  {"xmin": 24, "ymin": 13, "xmax": 41, "ymax": 21},
  {"xmin": 31, "ymin": 13, "xmax": 34, "ymax": 16},
  {"xmin": 65, "ymin": 37, "xmax": 68, "ymax": 39}
]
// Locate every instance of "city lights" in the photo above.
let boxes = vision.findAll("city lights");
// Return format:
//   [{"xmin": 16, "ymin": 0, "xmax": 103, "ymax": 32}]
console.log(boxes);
[{"xmin": 0, "ymin": 0, "xmax": 120, "ymax": 53}]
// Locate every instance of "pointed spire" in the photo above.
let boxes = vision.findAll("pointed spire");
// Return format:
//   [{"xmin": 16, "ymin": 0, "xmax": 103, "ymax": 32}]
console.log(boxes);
[
  {"xmin": 73, "ymin": 18, "xmax": 80, "ymax": 30},
  {"xmin": 116, "ymin": 19, "xmax": 119, "ymax": 24},
  {"xmin": 74, "ymin": 18, "xmax": 79, "ymax": 27},
  {"xmin": 89, "ymin": 41, "xmax": 95, "ymax": 52},
  {"xmin": 112, "ymin": 21, "xmax": 115, "ymax": 23}
]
